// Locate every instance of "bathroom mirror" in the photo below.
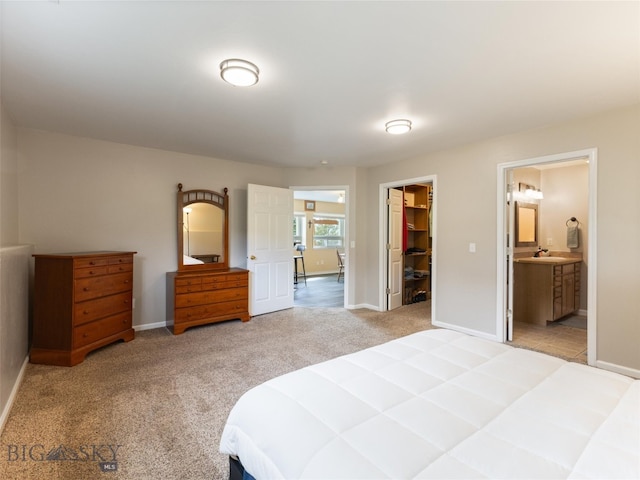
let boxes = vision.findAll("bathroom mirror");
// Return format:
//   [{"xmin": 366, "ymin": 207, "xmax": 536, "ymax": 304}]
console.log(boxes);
[
  {"xmin": 177, "ymin": 183, "xmax": 229, "ymax": 271},
  {"xmin": 515, "ymin": 201, "xmax": 538, "ymax": 247}
]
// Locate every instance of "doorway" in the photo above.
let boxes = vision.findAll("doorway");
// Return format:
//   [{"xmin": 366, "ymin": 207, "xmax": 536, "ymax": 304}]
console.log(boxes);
[
  {"xmin": 380, "ymin": 175, "xmax": 436, "ymax": 321},
  {"xmin": 497, "ymin": 149, "xmax": 597, "ymax": 366},
  {"xmin": 291, "ymin": 187, "xmax": 347, "ymax": 308}
]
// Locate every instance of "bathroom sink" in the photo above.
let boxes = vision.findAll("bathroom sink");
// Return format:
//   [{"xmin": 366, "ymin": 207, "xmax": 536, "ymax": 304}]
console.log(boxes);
[{"xmin": 516, "ymin": 257, "xmax": 570, "ymax": 263}]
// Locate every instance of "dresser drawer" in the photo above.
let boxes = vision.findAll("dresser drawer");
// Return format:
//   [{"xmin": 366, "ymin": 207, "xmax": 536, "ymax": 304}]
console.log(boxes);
[
  {"xmin": 75, "ymin": 266, "xmax": 109, "ymax": 279},
  {"xmin": 74, "ymin": 291, "xmax": 132, "ymax": 326},
  {"xmin": 175, "ymin": 286, "xmax": 247, "ymax": 308},
  {"xmin": 175, "ymin": 299, "xmax": 248, "ymax": 323},
  {"xmin": 75, "ymin": 272, "xmax": 133, "ymax": 302},
  {"xmin": 109, "ymin": 255, "xmax": 133, "ymax": 265},
  {"xmin": 201, "ymin": 274, "xmax": 248, "ymax": 290},
  {"xmin": 176, "ymin": 283, "xmax": 203, "ymax": 294},
  {"xmin": 108, "ymin": 262, "xmax": 133, "ymax": 274},
  {"xmin": 175, "ymin": 276, "xmax": 202, "ymax": 288},
  {"xmin": 73, "ymin": 311, "xmax": 131, "ymax": 348},
  {"xmin": 74, "ymin": 257, "xmax": 110, "ymax": 269}
]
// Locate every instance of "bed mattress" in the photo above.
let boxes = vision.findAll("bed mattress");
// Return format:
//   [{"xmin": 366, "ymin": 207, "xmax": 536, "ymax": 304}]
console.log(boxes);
[{"xmin": 220, "ymin": 329, "xmax": 639, "ymax": 479}]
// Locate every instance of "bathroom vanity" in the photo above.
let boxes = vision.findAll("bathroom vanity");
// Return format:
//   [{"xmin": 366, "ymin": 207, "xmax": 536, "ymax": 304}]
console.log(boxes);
[{"xmin": 513, "ymin": 257, "xmax": 581, "ymax": 325}]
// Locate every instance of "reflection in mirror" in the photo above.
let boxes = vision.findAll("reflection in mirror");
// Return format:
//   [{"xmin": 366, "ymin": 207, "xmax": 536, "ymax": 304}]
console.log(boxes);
[
  {"xmin": 515, "ymin": 201, "xmax": 538, "ymax": 247},
  {"xmin": 183, "ymin": 203, "xmax": 224, "ymax": 262},
  {"xmin": 177, "ymin": 184, "xmax": 229, "ymax": 271}
]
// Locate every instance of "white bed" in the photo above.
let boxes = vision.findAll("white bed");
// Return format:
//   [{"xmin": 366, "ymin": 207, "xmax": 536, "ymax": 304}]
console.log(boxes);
[{"xmin": 220, "ymin": 329, "xmax": 639, "ymax": 479}]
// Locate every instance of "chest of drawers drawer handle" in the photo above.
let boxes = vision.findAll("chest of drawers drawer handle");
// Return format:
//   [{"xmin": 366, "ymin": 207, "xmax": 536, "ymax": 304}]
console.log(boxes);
[{"xmin": 83, "ymin": 287, "xmax": 90, "ymax": 292}]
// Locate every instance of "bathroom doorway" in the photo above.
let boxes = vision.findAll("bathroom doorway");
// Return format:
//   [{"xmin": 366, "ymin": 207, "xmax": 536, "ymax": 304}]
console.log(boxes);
[{"xmin": 497, "ymin": 149, "xmax": 597, "ymax": 365}]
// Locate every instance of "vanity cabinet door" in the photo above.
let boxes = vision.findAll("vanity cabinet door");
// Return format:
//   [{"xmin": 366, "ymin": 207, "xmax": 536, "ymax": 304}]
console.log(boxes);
[{"xmin": 552, "ymin": 263, "xmax": 580, "ymax": 320}]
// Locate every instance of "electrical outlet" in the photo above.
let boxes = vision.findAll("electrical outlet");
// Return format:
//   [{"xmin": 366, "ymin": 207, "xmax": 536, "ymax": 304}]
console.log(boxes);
[
  {"xmin": 469, "ymin": 243, "xmax": 476, "ymax": 253},
  {"xmin": 547, "ymin": 238, "xmax": 553, "ymax": 246}
]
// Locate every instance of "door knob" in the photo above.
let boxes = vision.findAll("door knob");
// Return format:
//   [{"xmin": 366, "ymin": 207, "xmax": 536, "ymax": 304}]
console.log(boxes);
[{"xmin": 250, "ymin": 255, "xmax": 256, "ymax": 260}]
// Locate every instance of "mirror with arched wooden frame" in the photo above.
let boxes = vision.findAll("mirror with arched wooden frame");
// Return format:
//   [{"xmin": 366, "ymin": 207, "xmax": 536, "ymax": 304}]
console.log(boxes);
[{"xmin": 177, "ymin": 183, "xmax": 229, "ymax": 271}]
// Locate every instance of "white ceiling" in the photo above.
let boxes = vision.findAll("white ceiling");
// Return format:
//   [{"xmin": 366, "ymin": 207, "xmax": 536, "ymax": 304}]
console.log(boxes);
[{"xmin": 1, "ymin": 1, "xmax": 638, "ymax": 168}]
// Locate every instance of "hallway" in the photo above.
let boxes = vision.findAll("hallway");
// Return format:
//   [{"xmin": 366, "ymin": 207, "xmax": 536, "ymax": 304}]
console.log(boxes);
[{"xmin": 294, "ymin": 274, "xmax": 344, "ymax": 308}]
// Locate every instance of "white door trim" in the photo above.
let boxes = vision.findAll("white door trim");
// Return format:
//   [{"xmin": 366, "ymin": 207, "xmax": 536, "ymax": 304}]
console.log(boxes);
[
  {"xmin": 379, "ymin": 175, "xmax": 437, "ymax": 322},
  {"xmin": 496, "ymin": 148, "xmax": 597, "ymax": 366}
]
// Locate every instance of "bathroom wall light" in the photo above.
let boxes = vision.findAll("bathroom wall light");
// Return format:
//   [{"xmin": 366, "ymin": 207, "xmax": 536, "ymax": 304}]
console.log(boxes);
[
  {"xmin": 526, "ymin": 188, "xmax": 544, "ymax": 199},
  {"xmin": 220, "ymin": 58, "xmax": 259, "ymax": 87},
  {"xmin": 519, "ymin": 183, "xmax": 544, "ymax": 200},
  {"xmin": 385, "ymin": 119, "xmax": 412, "ymax": 135}
]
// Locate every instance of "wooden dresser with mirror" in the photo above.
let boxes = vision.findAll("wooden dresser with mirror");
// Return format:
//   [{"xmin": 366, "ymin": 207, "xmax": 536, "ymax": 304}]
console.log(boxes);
[{"xmin": 166, "ymin": 184, "xmax": 250, "ymax": 335}]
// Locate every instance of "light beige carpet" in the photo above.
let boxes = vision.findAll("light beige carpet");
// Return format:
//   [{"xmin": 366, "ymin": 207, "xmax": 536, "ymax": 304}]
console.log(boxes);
[{"xmin": 0, "ymin": 303, "xmax": 433, "ymax": 479}]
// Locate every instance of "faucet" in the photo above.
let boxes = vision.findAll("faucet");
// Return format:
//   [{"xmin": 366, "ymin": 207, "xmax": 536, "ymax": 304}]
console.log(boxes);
[{"xmin": 533, "ymin": 246, "xmax": 549, "ymax": 257}]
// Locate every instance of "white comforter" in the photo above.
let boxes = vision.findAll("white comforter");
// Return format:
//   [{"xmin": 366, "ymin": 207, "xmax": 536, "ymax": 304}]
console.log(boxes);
[{"xmin": 220, "ymin": 329, "xmax": 639, "ymax": 479}]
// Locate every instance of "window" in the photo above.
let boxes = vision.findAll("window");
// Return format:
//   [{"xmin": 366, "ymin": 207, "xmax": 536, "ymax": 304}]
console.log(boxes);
[
  {"xmin": 312, "ymin": 215, "xmax": 344, "ymax": 248},
  {"xmin": 293, "ymin": 214, "xmax": 306, "ymax": 245}
]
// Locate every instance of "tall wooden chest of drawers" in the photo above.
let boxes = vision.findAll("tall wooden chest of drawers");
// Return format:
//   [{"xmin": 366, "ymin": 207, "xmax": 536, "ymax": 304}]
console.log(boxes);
[
  {"xmin": 31, "ymin": 251, "xmax": 136, "ymax": 366},
  {"xmin": 166, "ymin": 268, "xmax": 250, "ymax": 335}
]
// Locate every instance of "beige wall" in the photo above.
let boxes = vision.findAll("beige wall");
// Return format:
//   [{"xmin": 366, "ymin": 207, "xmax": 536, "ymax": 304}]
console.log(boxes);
[
  {"xmin": 16, "ymin": 130, "xmax": 288, "ymax": 328},
  {"xmin": 0, "ymin": 99, "xmax": 32, "ymax": 431},
  {"xmin": 364, "ymin": 104, "xmax": 640, "ymax": 372},
  {"xmin": 1, "ymin": 101, "xmax": 18, "ymax": 246}
]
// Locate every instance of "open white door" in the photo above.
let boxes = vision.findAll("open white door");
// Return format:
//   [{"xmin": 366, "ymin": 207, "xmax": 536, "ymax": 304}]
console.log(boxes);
[
  {"xmin": 506, "ymin": 171, "xmax": 515, "ymax": 341},
  {"xmin": 247, "ymin": 184, "xmax": 294, "ymax": 316},
  {"xmin": 387, "ymin": 188, "xmax": 404, "ymax": 310}
]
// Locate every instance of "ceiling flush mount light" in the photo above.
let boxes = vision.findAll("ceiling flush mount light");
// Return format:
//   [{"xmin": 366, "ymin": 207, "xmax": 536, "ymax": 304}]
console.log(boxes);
[
  {"xmin": 385, "ymin": 119, "xmax": 412, "ymax": 135},
  {"xmin": 219, "ymin": 58, "xmax": 259, "ymax": 87}
]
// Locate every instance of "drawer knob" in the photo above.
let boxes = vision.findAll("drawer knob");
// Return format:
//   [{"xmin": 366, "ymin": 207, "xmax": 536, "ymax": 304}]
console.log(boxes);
[
  {"xmin": 83, "ymin": 287, "xmax": 90, "ymax": 292},
  {"xmin": 83, "ymin": 310, "xmax": 89, "ymax": 315}
]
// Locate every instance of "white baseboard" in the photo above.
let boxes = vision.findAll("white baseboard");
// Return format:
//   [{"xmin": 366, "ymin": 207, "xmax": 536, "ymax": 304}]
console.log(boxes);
[
  {"xmin": 0, "ymin": 356, "xmax": 29, "ymax": 435},
  {"xmin": 305, "ymin": 271, "xmax": 340, "ymax": 277},
  {"xmin": 134, "ymin": 321, "xmax": 166, "ymax": 332},
  {"xmin": 595, "ymin": 360, "xmax": 640, "ymax": 379},
  {"xmin": 432, "ymin": 320, "xmax": 500, "ymax": 342},
  {"xmin": 348, "ymin": 303, "xmax": 380, "ymax": 311}
]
